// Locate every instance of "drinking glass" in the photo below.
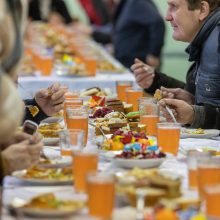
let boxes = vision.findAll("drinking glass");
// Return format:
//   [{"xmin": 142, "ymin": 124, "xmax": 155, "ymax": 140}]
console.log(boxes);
[
  {"xmin": 126, "ymin": 88, "xmax": 143, "ymax": 111},
  {"xmin": 87, "ymin": 172, "xmax": 115, "ymax": 219},
  {"xmin": 116, "ymin": 81, "xmax": 133, "ymax": 102},
  {"xmin": 63, "ymin": 98, "xmax": 83, "ymax": 125},
  {"xmin": 138, "ymin": 97, "xmax": 159, "ymax": 136},
  {"xmin": 186, "ymin": 151, "xmax": 211, "ymax": 189},
  {"xmin": 59, "ymin": 129, "xmax": 84, "ymax": 156},
  {"xmin": 204, "ymin": 184, "xmax": 220, "ymax": 219},
  {"xmin": 73, "ymin": 152, "xmax": 98, "ymax": 192},
  {"xmin": 197, "ymin": 156, "xmax": 220, "ymax": 199},
  {"xmin": 157, "ymin": 123, "xmax": 181, "ymax": 155}
]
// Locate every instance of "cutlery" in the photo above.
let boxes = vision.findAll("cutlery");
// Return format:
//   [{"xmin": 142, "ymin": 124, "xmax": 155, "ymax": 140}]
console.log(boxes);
[
  {"xmin": 165, "ymin": 105, "xmax": 177, "ymax": 123},
  {"xmin": 89, "ymin": 122, "xmax": 108, "ymax": 140}
]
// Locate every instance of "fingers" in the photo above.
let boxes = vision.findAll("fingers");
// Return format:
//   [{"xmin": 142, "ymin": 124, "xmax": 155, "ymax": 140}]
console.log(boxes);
[
  {"xmin": 53, "ymin": 103, "xmax": 64, "ymax": 112},
  {"xmin": 49, "ymin": 82, "xmax": 61, "ymax": 93},
  {"xmin": 51, "ymin": 89, "xmax": 65, "ymax": 104}
]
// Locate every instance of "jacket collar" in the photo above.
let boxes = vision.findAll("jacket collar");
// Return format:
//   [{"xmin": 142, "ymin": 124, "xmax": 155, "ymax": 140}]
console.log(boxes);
[{"xmin": 186, "ymin": 7, "xmax": 220, "ymax": 62}]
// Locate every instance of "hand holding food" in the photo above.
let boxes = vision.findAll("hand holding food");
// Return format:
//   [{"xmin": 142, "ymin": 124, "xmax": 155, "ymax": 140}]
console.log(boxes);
[
  {"xmin": 35, "ymin": 83, "xmax": 65, "ymax": 116},
  {"xmin": 159, "ymin": 99, "xmax": 194, "ymax": 124},
  {"xmin": 160, "ymin": 87, "xmax": 195, "ymax": 104}
]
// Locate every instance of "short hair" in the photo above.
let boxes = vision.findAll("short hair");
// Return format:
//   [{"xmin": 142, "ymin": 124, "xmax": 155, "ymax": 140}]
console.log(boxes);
[{"xmin": 187, "ymin": 0, "xmax": 220, "ymax": 11}]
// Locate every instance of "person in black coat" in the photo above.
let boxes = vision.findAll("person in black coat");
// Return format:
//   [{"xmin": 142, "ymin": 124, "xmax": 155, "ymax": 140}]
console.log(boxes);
[{"xmin": 28, "ymin": 0, "xmax": 73, "ymax": 24}]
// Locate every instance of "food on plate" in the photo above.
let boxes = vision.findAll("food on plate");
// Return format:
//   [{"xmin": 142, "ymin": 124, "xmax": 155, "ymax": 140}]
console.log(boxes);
[
  {"xmin": 87, "ymin": 96, "xmax": 106, "ymax": 108},
  {"xmin": 116, "ymin": 167, "xmax": 182, "ymax": 206},
  {"xmin": 80, "ymin": 87, "xmax": 109, "ymax": 97},
  {"xmin": 93, "ymin": 113, "xmax": 128, "ymax": 135},
  {"xmin": 154, "ymin": 90, "xmax": 162, "ymax": 101},
  {"xmin": 106, "ymin": 98, "xmax": 125, "ymax": 112},
  {"xmin": 182, "ymin": 128, "xmax": 205, "ymax": 135},
  {"xmin": 126, "ymin": 111, "xmax": 140, "ymax": 121},
  {"xmin": 102, "ymin": 130, "xmax": 155, "ymax": 151},
  {"xmin": 38, "ymin": 123, "xmax": 64, "ymax": 138},
  {"xmin": 90, "ymin": 107, "xmax": 113, "ymax": 118},
  {"xmin": 22, "ymin": 193, "xmax": 85, "ymax": 210},
  {"xmin": 115, "ymin": 143, "xmax": 165, "ymax": 159},
  {"xmin": 22, "ymin": 166, "xmax": 73, "ymax": 181},
  {"xmin": 97, "ymin": 60, "xmax": 124, "ymax": 73},
  {"xmin": 123, "ymin": 103, "xmax": 133, "ymax": 114}
]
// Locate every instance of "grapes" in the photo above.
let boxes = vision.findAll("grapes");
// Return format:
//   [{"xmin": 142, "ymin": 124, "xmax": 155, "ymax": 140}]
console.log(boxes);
[{"xmin": 90, "ymin": 107, "xmax": 113, "ymax": 118}]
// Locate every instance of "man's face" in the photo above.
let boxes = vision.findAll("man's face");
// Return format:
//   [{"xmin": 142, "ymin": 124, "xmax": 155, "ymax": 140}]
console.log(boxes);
[{"xmin": 166, "ymin": 0, "xmax": 202, "ymax": 42}]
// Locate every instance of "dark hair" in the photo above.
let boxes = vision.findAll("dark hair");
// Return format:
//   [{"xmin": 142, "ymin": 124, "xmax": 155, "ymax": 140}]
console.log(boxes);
[{"xmin": 187, "ymin": 0, "xmax": 220, "ymax": 11}]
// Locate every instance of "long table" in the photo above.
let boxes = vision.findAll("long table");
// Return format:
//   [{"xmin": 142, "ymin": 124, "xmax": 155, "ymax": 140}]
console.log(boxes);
[
  {"xmin": 18, "ymin": 72, "xmax": 136, "ymax": 99},
  {"xmin": 3, "ymin": 136, "xmax": 220, "ymax": 219}
]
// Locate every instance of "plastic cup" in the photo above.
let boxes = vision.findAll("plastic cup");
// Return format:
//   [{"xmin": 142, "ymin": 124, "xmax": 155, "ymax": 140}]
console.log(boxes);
[
  {"xmin": 138, "ymin": 97, "xmax": 159, "ymax": 136},
  {"xmin": 126, "ymin": 88, "xmax": 143, "ymax": 111},
  {"xmin": 197, "ymin": 156, "xmax": 220, "ymax": 199},
  {"xmin": 87, "ymin": 172, "xmax": 115, "ymax": 219},
  {"xmin": 73, "ymin": 152, "xmax": 98, "ymax": 192},
  {"xmin": 66, "ymin": 106, "xmax": 88, "ymax": 146},
  {"xmin": 157, "ymin": 123, "xmax": 181, "ymax": 155},
  {"xmin": 116, "ymin": 81, "xmax": 133, "ymax": 102}
]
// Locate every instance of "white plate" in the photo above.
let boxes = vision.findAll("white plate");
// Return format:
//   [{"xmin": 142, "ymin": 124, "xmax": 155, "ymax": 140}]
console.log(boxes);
[
  {"xmin": 41, "ymin": 117, "xmax": 63, "ymax": 124},
  {"xmin": 12, "ymin": 170, "xmax": 73, "ymax": 185},
  {"xmin": 99, "ymin": 150, "xmax": 122, "ymax": 161},
  {"xmin": 38, "ymin": 157, "xmax": 72, "ymax": 168},
  {"xmin": 8, "ymin": 188, "xmax": 85, "ymax": 218},
  {"xmin": 43, "ymin": 137, "xmax": 59, "ymax": 146},
  {"xmin": 112, "ymin": 157, "xmax": 167, "ymax": 169},
  {"xmin": 181, "ymin": 129, "xmax": 220, "ymax": 139}
]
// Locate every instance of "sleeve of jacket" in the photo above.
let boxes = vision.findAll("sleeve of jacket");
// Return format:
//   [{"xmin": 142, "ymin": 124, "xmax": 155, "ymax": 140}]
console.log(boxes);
[
  {"xmin": 144, "ymin": 71, "xmax": 186, "ymax": 94},
  {"xmin": 190, "ymin": 104, "xmax": 220, "ymax": 129},
  {"xmin": 24, "ymin": 99, "xmax": 48, "ymax": 124}
]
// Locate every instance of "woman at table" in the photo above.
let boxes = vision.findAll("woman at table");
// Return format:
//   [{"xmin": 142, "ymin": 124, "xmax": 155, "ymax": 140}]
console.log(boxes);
[{"xmin": 0, "ymin": 0, "xmax": 43, "ymax": 183}]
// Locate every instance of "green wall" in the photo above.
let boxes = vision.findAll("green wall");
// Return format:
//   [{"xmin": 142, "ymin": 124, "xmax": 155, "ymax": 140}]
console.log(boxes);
[{"xmin": 154, "ymin": 0, "xmax": 191, "ymax": 82}]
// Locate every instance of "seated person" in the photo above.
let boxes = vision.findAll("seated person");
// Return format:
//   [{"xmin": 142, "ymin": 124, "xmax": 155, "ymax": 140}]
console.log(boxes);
[{"xmin": 24, "ymin": 82, "xmax": 65, "ymax": 124}]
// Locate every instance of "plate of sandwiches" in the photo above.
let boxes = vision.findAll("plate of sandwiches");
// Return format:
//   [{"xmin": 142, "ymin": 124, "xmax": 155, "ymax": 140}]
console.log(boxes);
[
  {"xmin": 38, "ymin": 123, "xmax": 64, "ymax": 145},
  {"xmin": 12, "ymin": 166, "xmax": 73, "ymax": 185},
  {"xmin": 9, "ymin": 192, "xmax": 85, "ymax": 218}
]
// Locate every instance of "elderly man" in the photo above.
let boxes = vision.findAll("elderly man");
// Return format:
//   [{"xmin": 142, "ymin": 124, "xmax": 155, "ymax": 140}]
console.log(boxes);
[{"xmin": 131, "ymin": 0, "xmax": 220, "ymax": 129}]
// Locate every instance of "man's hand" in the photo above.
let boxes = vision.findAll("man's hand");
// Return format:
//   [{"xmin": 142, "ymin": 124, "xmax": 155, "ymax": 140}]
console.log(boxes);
[
  {"xmin": 159, "ymin": 99, "xmax": 194, "ymax": 124},
  {"xmin": 35, "ymin": 83, "xmax": 65, "ymax": 116},
  {"xmin": 160, "ymin": 87, "xmax": 195, "ymax": 104},
  {"xmin": 131, "ymin": 58, "xmax": 155, "ymax": 89}
]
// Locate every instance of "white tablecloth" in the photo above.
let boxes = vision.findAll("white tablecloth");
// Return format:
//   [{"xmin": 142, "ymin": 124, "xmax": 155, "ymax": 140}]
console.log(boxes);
[
  {"xmin": 18, "ymin": 72, "xmax": 136, "ymax": 99},
  {"xmin": 3, "ymin": 136, "xmax": 220, "ymax": 219}
]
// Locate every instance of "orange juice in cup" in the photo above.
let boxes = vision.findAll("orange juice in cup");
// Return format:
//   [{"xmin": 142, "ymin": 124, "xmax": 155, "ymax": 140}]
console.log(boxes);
[
  {"xmin": 157, "ymin": 123, "xmax": 181, "ymax": 155},
  {"xmin": 63, "ymin": 98, "xmax": 83, "ymax": 125},
  {"xmin": 126, "ymin": 88, "xmax": 143, "ymax": 111},
  {"xmin": 116, "ymin": 81, "xmax": 133, "ymax": 102},
  {"xmin": 204, "ymin": 184, "xmax": 220, "ymax": 218},
  {"xmin": 87, "ymin": 172, "xmax": 115, "ymax": 219},
  {"xmin": 73, "ymin": 152, "xmax": 98, "ymax": 192},
  {"xmin": 139, "ymin": 98, "xmax": 159, "ymax": 136},
  {"xmin": 39, "ymin": 55, "xmax": 53, "ymax": 76},
  {"xmin": 66, "ymin": 107, "xmax": 88, "ymax": 146},
  {"xmin": 197, "ymin": 157, "xmax": 220, "ymax": 198}
]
